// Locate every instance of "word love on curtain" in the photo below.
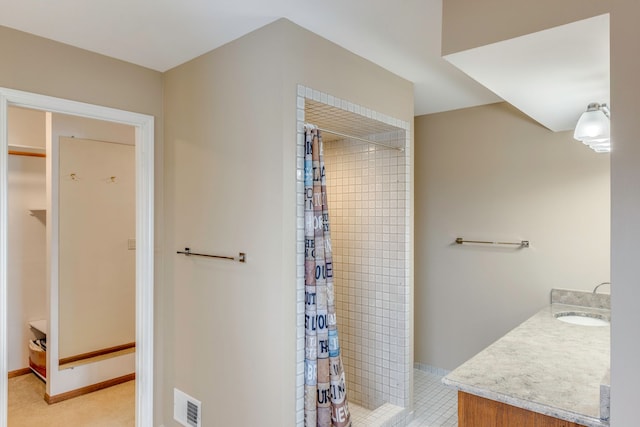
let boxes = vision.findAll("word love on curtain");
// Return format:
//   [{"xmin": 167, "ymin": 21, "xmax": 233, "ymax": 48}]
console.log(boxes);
[{"xmin": 303, "ymin": 125, "xmax": 352, "ymax": 427}]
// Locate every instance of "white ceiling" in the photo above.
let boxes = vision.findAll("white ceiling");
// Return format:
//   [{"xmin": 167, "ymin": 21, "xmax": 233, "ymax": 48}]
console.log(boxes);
[
  {"xmin": 0, "ymin": 1, "xmax": 608, "ymax": 124},
  {"xmin": 0, "ymin": 0, "xmax": 500, "ymax": 116},
  {"xmin": 445, "ymin": 14, "xmax": 610, "ymax": 132}
]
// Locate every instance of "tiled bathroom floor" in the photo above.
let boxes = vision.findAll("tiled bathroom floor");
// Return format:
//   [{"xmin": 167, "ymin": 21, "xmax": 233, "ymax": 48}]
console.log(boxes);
[
  {"xmin": 408, "ymin": 368, "xmax": 458, "ymax": 427},
  {"xmin": 349, "ymin": 368, "xmax": 458, "ymax": 427}
]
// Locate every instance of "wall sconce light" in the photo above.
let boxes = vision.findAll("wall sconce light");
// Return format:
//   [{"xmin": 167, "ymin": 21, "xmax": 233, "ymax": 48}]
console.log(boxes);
[{"xmin": 574, "ymin": 102, "xmax": 611, "ymax": 153}]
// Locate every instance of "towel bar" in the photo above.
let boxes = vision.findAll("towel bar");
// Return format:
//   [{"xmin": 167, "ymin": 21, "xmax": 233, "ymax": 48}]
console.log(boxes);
[
  {"xmin": 177, "ymin": 247, "xmax": 246, "ymax": 262},
  {"xmin": 455, "ymin": 238, "xmax": 529, "ymax": 248}
]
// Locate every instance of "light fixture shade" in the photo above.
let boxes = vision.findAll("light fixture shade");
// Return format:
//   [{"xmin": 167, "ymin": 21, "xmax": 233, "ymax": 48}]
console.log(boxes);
[
  {"xmin": 588, "ymin": 139, "xmax": 611, "ymax": 153},
  {"xmin": 574, "ymin": 110, "xmax": 609, "ymax": 141},
  {"xmin": 574, "ymin": 103, "xmax": 611, "ymax": 153}
]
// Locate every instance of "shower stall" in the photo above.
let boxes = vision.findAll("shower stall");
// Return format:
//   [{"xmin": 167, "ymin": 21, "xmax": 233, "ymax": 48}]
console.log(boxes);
[{"xmin": 296, "ymin": 86, "xmax": 412, "ymax": 426}]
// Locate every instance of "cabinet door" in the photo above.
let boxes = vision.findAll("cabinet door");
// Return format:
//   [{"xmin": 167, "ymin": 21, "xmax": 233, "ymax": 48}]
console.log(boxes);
[{"xmin": 458, "ymin": 391, "xmax": 586, "ymax": 427}]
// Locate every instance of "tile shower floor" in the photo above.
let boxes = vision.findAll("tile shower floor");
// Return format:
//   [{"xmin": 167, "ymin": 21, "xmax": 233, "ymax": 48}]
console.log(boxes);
[
  {"xmin": 350, "ymin": 401, "xmax": 405, "ymax": 426},
  {"xmin": 350, "ymin": 368, "xmax": 458, "ymax": 427}
]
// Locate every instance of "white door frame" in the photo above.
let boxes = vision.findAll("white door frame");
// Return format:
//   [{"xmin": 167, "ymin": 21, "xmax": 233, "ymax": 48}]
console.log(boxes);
[{"xmin": 0, "ymin": 88, "xmax": 154, "ymax": 427}]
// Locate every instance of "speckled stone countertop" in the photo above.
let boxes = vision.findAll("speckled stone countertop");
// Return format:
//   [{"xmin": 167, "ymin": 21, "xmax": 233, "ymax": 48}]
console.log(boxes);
[{"xmin": 442, "ymin": 290, "xmax": 610, "ymax": 427}]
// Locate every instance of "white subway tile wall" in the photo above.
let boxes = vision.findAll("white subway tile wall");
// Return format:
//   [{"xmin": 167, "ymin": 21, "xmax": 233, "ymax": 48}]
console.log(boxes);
[
  {"xmin": 295, "ymin": 85, "xmax": 412, "ymax": 426},
  {"xmin": 323, "ymin": 138, "xmax": 407, "ymax": 410}
]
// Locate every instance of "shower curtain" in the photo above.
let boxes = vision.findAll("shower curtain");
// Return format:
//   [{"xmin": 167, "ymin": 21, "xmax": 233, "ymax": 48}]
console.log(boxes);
[{"xmin": 304, "ymin": 126, "xmax": 352, "ymax": 427}]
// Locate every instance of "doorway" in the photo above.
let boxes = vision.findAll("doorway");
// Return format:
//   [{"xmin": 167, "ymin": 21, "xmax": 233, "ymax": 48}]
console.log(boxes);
[{"xmin": 0, "ymin": 88, "xmax": 155, "ymax": 427}]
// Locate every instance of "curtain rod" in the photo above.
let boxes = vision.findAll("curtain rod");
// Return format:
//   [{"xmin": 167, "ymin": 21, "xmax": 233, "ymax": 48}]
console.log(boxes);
[{"xmin": 304, "ymin": 124, "xmax": 404, "ymax": 151}]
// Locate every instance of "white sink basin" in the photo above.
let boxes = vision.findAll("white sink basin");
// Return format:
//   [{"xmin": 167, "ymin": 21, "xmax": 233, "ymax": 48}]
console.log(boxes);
[{"xmin": 555, "ymin": 311, "xmax": 610, "ymax": 326}]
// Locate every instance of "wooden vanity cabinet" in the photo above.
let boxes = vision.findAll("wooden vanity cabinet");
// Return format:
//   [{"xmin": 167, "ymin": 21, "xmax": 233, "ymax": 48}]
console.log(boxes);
[{"xmin": 458, "ymin": 392, "xmax": 587, "ymax": 427}]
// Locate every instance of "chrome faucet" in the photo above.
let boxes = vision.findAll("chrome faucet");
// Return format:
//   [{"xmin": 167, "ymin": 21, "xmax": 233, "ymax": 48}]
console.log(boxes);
[{"xmin": 593, "ymin": 281, "xmax": 611, "ymax": 294}]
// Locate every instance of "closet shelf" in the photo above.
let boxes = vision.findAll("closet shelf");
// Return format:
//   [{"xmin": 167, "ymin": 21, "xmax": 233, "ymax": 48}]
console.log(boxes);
[
  {"xmin": 29, "ymin": 319, "xmax": 47, "ymax": 335},
  {"xmin": 8, "ymin": 144, "xmax": 46, "ymax": 155},
  {"xmin": 28, "ymin": 209, "xmax": 46, "ymax": 222}
]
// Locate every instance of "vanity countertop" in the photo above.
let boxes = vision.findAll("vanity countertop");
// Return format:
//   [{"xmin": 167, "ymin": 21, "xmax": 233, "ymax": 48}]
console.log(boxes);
[{"xmin": 442, "ymin": 290, "xmax": 610, "ymax": 427}]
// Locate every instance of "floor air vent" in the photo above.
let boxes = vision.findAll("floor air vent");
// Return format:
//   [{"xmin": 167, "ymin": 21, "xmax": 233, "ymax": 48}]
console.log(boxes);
[
  {"xmin": 187, "ymin": 400, "xmax": 199, "ymax": 426},
  {"xmin": 174, "ymin": 388, "xmax": 202, "ymax": 427}
]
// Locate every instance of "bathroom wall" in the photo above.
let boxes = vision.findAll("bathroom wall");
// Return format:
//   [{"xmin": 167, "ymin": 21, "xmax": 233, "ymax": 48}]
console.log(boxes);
[
  {"xmin": 163, "ymin": 18, "xmax": 413, "ymax": 426},
  {"xmin": 323, "ymin": 137, "xmax": 409, "ymax": 409},
  {"xmin": 610, "ymin": 0, "xmax": 640, "ymax": 424},
  {"xmin": 414, "ymin": 102, "xmax": 610, "ymax": 371},
  {"xmin": 7, "ymin": 106, "xmax": 47, "ymax": 372}
]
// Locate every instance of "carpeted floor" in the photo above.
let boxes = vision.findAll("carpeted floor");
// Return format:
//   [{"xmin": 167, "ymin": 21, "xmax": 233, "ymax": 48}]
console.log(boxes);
[{"xmin": 8, "ymin": 373, "xmax": 134, "ymax": 427}]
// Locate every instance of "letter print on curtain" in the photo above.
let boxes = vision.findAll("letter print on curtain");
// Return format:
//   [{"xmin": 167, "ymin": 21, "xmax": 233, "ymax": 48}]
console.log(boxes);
[{"xmin": 304, "ymin": 126, "xmax": 351, "ymax": 427}]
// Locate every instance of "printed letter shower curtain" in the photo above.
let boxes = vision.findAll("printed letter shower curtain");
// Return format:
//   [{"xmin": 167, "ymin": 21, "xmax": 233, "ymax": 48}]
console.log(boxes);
[{"xmin": 304, "ymin": 126, "xmax": 352, "ymax": 427}]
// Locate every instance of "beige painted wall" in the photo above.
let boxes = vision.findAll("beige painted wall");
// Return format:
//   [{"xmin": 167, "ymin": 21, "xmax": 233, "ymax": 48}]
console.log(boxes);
[
  {"xmin": 52, "ymin": 113, "xmax": 136, "ymax": 146},
  {"xmin": 58, "ymin": 137, "xmax": 135, "ymax": 358},
  {"xmin": 7, "ymin": 107, "xmax": 47, "ymax": 372},
  {"xmin": 415, "ymin": 103, "xmax": 610, "ymax": 370},
  {"xmin": 0, "ymin": 26, "xmax": 163, "ymax": 118},
  {"xmin": 442, "ymin": 0, "xmax": 610, "ymax": 55},
  {"xmin": 8, "ymin": 156, "xmax": 46, "ymax": 371},
  {"xmin": 163, "ymin": 18, "xmax": 413, "ymax": 426},
  {"xmin": 8, "ymin": 107, "xmax": 46, "ymax": 149},
  {"xmin": 610, "ymin": 1, "xmax": 640, "ymax": 424},
  {"xmin": 0, "ymin": 25, "xmax": 165, "ymax": 423}
]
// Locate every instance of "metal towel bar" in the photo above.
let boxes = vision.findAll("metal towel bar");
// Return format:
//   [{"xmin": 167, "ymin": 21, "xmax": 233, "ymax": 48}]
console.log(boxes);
[
  {"xmin": 455, "ymin": 238, "xmax": 529, "ymax": 248},
  {"xmin": 177, "ymin": 247, "xmax": 246, "ymax": 263}
]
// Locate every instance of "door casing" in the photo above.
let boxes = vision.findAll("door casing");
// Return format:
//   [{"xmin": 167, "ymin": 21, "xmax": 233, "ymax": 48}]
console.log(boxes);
[{"xmin": 0, "ymin": 88, "xmax": 155, "ymax": 427}]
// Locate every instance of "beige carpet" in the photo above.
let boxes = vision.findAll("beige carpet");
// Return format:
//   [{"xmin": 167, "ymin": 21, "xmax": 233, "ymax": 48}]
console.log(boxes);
[{"xmin": 8, "ymin": 373, "xmax": 135, "ymax": 427}]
